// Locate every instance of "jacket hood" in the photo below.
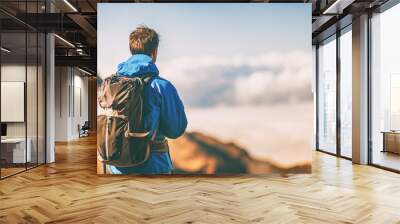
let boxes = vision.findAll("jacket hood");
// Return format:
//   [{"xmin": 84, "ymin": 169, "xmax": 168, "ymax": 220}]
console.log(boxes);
[{"xmin": 117, "ymin": 54, "xmax": 159, "ymax": 77}]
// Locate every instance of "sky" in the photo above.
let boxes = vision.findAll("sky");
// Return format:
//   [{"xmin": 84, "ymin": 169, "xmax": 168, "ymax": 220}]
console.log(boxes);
[
  {"xmin": 98, "ymin": 3, "xmax": 311, "ymax": 75},
  {"xmin": 98, "ymin": 3, "xmax": 312, "ymax": 107}
]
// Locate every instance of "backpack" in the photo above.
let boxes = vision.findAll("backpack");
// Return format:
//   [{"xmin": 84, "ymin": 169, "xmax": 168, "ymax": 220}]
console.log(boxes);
[{"xmin": 97, "ymin": 74, "xmax": 168, "ymax": 167}]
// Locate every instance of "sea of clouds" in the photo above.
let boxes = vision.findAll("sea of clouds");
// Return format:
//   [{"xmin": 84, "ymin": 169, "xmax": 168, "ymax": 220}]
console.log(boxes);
[{"xmin": 157, "ymin": 50, "xmax": 312, "ymax": 107}]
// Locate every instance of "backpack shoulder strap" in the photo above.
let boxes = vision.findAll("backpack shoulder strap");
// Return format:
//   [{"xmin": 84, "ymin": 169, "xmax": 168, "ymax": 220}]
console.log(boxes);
[
  {"xmin": 151, "ymin": 128, "xmax": 158, "ymax": 141},
  {"xmin": 141, "ymin": 73, "xmax": 154, "ymax": 84}
]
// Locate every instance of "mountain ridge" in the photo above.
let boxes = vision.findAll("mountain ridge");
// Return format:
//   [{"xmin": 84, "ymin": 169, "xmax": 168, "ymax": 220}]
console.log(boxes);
[{"xmin": 169, "ymin": 132, "xmax": 311, "ymax": 174}]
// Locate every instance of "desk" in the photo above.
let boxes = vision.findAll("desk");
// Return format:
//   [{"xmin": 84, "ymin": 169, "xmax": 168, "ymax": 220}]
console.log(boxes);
[
  {"xmin": 1, "ymin": 138, "xmax": 31, "ymax": 164},
  {"xmin": 382, "ymin": 131, "xmax": 400, "ymax": 154}
]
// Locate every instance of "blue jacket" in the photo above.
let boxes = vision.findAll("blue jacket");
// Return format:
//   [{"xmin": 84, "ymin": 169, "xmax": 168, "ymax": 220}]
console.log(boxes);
[{"xmin": 108, "ymin": 54, "xmax": 187, "ymax": 174}]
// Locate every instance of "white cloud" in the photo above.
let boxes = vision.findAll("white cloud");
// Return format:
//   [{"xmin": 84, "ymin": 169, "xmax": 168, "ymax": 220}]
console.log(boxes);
[{"xmin": 157, "ymin": 50, "xmax": 312, "ymax": 107}]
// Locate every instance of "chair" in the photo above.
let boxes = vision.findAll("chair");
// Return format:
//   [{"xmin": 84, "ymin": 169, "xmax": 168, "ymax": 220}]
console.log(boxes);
[{"xmin": 79, "ymin": 121, "xmax": 90, "ymax": 138}]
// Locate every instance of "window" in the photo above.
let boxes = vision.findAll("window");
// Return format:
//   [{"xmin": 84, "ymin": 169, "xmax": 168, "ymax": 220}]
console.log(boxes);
[
  {"xmin": 0, "ymin": 1, "xmax": 46, "ymax": 179},
  {"xmin": 1, "ymin": 30, "xmax": 28, "ymax": 178},
  {"xmin": 339, "ymin": 27, "xmax": 352, "ymax": 158},
  {"xmin": 371, "ymin": 3, "xmax": 400, "ymax": 171},
  {"xmin": 390, "ymin": 74, "xmax": 400, "ymax": 131},
  {"xmin": 317, "ymin": 35, "xmax": 337, "ymax": 154}
]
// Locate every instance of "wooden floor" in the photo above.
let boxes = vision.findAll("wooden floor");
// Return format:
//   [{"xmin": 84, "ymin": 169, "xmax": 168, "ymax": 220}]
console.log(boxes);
[
  {"xmin": 372, "ymin": 150, "xmax": 400, "ymax": 171},
  {"xmin": 1, "ymin": 167, "xmax": 26, "ymax": 178},
  {"xmin": 1, "ymin": 135, "xmax": 400, "ymax": 223}
]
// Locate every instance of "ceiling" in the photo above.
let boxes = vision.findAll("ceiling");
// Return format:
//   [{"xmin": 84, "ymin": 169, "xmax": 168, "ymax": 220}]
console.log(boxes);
[{"xmin": 0, "ymin": 0, "xmax": 392, "ymax": 74}]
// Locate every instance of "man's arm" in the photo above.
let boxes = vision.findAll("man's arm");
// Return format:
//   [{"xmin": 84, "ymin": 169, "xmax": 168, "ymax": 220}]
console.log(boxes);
[{"xmin": 158, "ymin": 80, "xmax": 187, "ymax": 139}]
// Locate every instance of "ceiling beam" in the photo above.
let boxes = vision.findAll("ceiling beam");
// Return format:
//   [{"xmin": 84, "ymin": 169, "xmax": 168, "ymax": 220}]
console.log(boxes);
[
  {"xmin": 323, "ymin": 0, "xmax": 356, "ymax": 14},
  {"xmin": 67, "ymin": 13, "xmax": 97, "ymax": 39},
  {"xmin": 312, "ymin": 15, "xmax": 335, "ymax": 33},
  {"xmin": 55, "ymin": 55, "xmax": 96, "ymax": 72}
]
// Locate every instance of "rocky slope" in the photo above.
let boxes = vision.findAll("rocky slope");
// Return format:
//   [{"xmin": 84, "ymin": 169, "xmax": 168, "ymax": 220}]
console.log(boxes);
[{"xmin": 168, "ymin": 132, "xmax": 311, "ymax": 174}]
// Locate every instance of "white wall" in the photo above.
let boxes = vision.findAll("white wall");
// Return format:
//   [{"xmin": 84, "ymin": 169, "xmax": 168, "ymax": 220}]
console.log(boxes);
[
  {"xmin": 54, "ymin": 67, "xmax": 89, "ymax": 141},
  {"xmin": 1, "ymin": 65, "xmax": 37, "ymax": 138},
  {"xmin": 72, "ymin": 73, "xmax": 89, "ymax": 138},
  {"xmin": 55, "ymin": 66, "xmax": 69, "ymax": 141}
]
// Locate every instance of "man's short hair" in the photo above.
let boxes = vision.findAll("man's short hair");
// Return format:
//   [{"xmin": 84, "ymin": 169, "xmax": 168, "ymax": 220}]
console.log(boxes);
[{"xmin": 129, "ymin": 26, "xmax": 159, "ymax": 56}]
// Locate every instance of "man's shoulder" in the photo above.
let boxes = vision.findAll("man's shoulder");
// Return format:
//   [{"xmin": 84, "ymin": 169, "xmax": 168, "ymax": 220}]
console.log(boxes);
[{"xmin": 149, "ymin": 76, "xmax": 174, "ymax": 90}]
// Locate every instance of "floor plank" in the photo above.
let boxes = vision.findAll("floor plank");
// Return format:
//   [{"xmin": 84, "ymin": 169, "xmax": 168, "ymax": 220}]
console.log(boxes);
[{"xmin": 1, "ymin": 135, "xmax": 400, "ymax": 223}]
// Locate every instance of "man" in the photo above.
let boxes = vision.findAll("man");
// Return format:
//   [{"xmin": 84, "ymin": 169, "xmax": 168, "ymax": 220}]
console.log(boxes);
[{"xmin": 108, "ymin": 26, "xmax": 187, "ymax": 174}]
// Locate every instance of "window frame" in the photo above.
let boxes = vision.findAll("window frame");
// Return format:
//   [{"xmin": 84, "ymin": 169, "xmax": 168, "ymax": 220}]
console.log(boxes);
[{"xmin": 315, "ymin": 23, "xmax": 353, "ymax": 161}]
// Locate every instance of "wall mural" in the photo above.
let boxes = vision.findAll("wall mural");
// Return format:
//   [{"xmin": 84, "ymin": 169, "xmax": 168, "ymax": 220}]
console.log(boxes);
[{"xmin": 97, "ymin": 3, "xmax": 312, "ymax": 175}]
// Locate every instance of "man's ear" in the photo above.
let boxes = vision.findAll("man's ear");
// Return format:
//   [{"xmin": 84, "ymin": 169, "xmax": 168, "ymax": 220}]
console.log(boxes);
[{"xmin": 151, "ymin": 48, "xmax": 158, "ymax": 62}]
